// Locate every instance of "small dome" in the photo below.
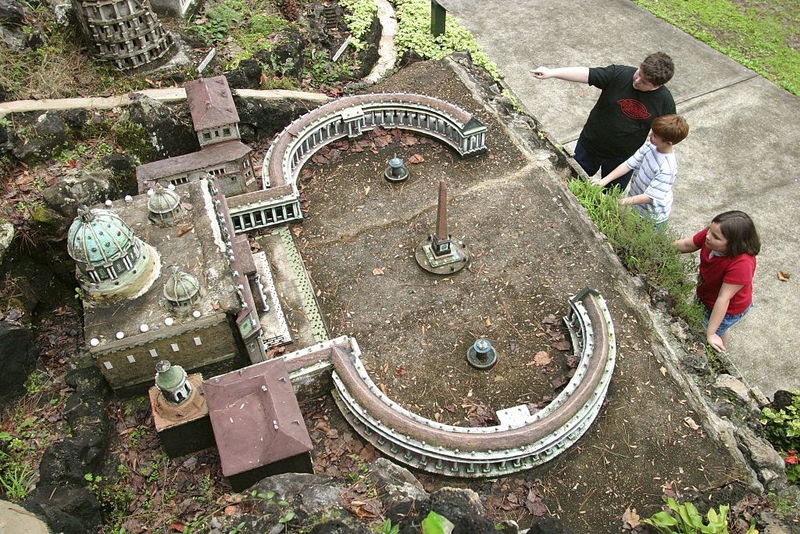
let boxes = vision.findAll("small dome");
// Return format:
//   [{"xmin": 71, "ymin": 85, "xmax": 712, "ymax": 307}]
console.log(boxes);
[
  {"xmin": 163, "ymin": 270, "xmax": 201, "ymax": 307},
  {"xmin": 67, "ymin": 207, "xmax": 136, "ymax": 267},
  {"xmin": 148, "ymin": 184, "xmax": 183, "ymax": 226}
]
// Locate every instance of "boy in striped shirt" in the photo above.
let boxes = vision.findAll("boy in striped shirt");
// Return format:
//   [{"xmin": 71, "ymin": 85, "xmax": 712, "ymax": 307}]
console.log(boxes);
[{"xmin": 591, "ymin": 114, "xmax": 689, "ymax": 227}]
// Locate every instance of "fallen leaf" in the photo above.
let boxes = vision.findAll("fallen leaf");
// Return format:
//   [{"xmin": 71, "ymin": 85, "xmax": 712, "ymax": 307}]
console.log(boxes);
[
  {"xmin": 372, "ymin": 267, "xmax": 384, "ymax": 276},
  {"xmin": 533, "ymin": 351, "xmax": 551, "ymax": 366},
  {"xmin": 408, "ymin": 153, "xmax": 425, "ymax": 164},
  {"xmin": 660, "ymin": 366, "xmax": 667, "ymax": 376},
  {"xmin": 622, "ymin": 507, "xmax": 640, "ymax": 529},
  {"xmin": 777, "ymin": 271, "xmax": 791, "ymax": 281},
  {"xmin": 683, "ymin": 416, "xmax": 699, "ymax": 430},
  {"xmin": 551, "ymin": 340, "xmax": 571, "ymax": 351},
  {"xmin": 525, "ymin": 488, "xmax": 548, "ymax": 516},
  {"xmin": 485, "ymin": 316, "xmax": 492, "ymax": 327}
]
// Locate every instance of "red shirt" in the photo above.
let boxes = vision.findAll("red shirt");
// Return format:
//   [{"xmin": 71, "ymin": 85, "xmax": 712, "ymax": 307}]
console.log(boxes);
[{"xmin": 692, "ymin": 228, "xmax": 756, "ymax": 315}]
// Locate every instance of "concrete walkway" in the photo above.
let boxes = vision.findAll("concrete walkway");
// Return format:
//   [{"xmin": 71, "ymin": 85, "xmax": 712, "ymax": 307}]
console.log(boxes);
[{"xmin": 439, "ymin": 0, "xmax": 800, "ymax": 398}]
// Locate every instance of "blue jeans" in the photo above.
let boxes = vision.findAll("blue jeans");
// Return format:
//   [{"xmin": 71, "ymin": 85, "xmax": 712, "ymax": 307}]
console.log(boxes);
[
  {"xmin": 702, "ymin": 302, "xmax": 753, "ymax": 336},
  {"xmin": 573, "ymin": 135, "xmax": 633, "ymax": 190}
]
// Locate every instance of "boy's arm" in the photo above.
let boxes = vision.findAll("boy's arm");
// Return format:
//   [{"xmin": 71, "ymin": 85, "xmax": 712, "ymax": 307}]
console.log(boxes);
[
  {"xmin": 530, "ymin": 67, "xmax": 590, "ymax": 83},
  {"xmin": 620, "ymin": 194, "xmax": 650, "ymax": 206},
  {"xmin": 590, "ymin": 161, "xmax": 633, "ymax": 187}
]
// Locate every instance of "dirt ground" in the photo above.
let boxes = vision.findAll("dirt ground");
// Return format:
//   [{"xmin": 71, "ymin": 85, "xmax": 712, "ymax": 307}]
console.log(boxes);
[{"xmin": 292, "ymin": 58, "xmax": 755, "ymax": 532}]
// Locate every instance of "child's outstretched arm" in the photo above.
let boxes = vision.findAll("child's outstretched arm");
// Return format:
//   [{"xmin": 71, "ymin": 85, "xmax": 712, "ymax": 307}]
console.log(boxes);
[
  {"xmin": 590, "ymin": 161, "xmax": 632, "ymax": 187},
  {"xmin": 673, "ymin": 237, "xmax": 699, "ymax": 253},
  {"xmin": 706, "ymin": 282, "xmax": 744, "ymax": 352}
]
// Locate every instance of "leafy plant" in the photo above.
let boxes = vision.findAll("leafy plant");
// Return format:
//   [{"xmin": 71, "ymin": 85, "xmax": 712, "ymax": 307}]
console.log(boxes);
[
  {"xmin": 394, "ymin": 0, "xmax": 500, "ymax": 81},
  {"xmin": 378, "ymin": 519, "xmax": 400, "ymax": 534},
  {"xmin": 0, "ymin": 451, "xmax": 35, "ymax": 500},
  {"xmin": 24, "ymin": 369, "xmax": 49, "ymax": 395},
  {"xmin": 568, "ymin": 178, "xmax": 703, "ymax": 330},
  {"xmin": 421, "ymin": 511, "xmax": 454, "ymax": 534},
  {"xmin": 340, "ymin": 0, "xmax": 378, "ymax": 50},
  {"xmin": 760, "ymin": 390, "xmax": 800, "ymax": 485},
  {"xmin": 642, "ymin": 497, "xmax": 729, "ymax": 534}
]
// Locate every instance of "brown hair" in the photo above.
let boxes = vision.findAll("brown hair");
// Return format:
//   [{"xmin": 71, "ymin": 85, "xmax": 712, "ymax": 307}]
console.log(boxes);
[
  {"xmin": 712, "ymin": 211, "xmax": 761, "ymax": 256},
  {"xmin": 640, "ymin": 52, "xmax": 675, "ymax": 86},
  {"xmin": 651, "ymin": 114, "xmax": 689, "ymax": 144}
]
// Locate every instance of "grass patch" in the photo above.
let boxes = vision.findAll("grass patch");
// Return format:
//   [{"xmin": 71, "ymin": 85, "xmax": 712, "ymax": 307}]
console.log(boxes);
[
  {"xmin": 632, "ymin": 0, "xmax": 800, "ymax": 96},
  {"xmin": 568, "ymin": 178, "xmax": 704, "ymax": 330}
]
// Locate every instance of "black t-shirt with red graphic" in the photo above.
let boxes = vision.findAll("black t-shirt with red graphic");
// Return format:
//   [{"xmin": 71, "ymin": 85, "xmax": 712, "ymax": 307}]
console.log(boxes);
[{"xmin": 582, "ymin": 64, "xmax": 676, "ymax": 159}]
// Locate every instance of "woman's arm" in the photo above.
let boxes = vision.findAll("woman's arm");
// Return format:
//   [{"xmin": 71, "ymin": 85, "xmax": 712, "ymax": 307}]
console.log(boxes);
[{"xmin": 706, "ymin": 282, "xmax": 744, "ymax": 352}]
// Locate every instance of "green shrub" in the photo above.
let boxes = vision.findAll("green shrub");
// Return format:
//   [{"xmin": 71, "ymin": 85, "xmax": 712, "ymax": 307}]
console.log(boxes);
[
  {"xmin": 761, "ymin": 390, "xmax": 800, "ymax": 484},
  {"xmin": 394, "ymin": 0, "xmax": 500, "ymax": 81},
  {"xmin": 567, "ymin": 178, "xmax": 703, "ymax": 330}
]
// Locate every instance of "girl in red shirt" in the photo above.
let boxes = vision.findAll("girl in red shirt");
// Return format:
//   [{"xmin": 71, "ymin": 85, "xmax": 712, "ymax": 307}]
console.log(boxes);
[{"xmin": 674, "ymin": 211, "xmax": 761, "ymax": 352}]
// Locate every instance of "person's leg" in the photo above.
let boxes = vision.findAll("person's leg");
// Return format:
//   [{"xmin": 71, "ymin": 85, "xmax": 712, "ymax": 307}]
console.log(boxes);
[{"xmin": 572, "ymin": 136, "xmax": 601, "ymax": 177}]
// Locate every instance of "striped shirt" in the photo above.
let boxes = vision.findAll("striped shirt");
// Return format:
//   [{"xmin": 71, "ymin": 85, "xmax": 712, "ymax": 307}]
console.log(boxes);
[{"xmin": 625, "ymin": 141, "xmax": 677, "ymax": 224}]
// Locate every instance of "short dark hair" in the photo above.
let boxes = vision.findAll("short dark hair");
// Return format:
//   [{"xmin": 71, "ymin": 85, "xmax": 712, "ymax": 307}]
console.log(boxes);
[
  {"xmin": 712, "ymin": 211, "xmax": 761, "ymax": 256},
  {"xmin": 651, "ymin": 114, "xmax": 689, "ymax": 144},
  {"xmin": 640, "ymin": 52, "xmax": 675, "ymax": 85}
]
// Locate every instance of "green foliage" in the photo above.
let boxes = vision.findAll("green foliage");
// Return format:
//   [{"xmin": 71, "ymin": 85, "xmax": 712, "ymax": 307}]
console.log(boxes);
[
  {"xmin": 421, "ymin": 511, "xmax": 455, "ymax": 534},
  {"xmin": 303, "ymin": 46, "xmax": 354, "ymax": 86},
  {"xmin": 760, "ymin": 390, "xmax": 800, "ymax": 485},
  {"xmin": 568, "ymin": 178, "xmax": 703, "ymax": 330},
  {"xmin": 191, "ymin": 0, "xmax": 293, "ymax": 68},
  {"xmin": 340, "ymin": 0, "xmax": 378, "ymax": 50},
  {"xmin": 642, "ymin": 497, "xmax": 729, "ymax": 534},
  {"xmin": 378, "ymin": 519, "xmax": 401, "ymax": 534},
  {"xmin": 394, "ymin": 0, "xmax": 500, "ymax": 82},
  {"xmin": 24, "ymin": 369, "xmax": 49, "ymax": 395},
  {"xmin": 0, "ymin": 450, "xmax": 35, "ymax": 500},
  {"xmin": 760, "ymin": 391, "xmax": 800, "ymax": 450},
  {"xmin": 633, "ymin": 0, "xmax": 799, "ymax": 96}
]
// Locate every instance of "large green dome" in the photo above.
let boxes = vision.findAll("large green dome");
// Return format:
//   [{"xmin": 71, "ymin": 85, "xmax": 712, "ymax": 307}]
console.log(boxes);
[{"xmin": 68, "ymin": 207, "xmax": 136, "ymax": 268}]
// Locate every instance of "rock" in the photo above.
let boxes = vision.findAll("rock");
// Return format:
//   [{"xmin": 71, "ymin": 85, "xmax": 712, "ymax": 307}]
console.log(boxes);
[
  {"xmin": 0, "ymin": 500, "xmax": 49, "ymax": 534},
  {"xmin": 114, "ymin": 95, "xmax": 198, "ymax": 162},
  {"xmin": 770, "ymin": 390, "xmax": 796, "ymax": 412},
  {"xmin": 41, "ymin": 170, "xmax": 113, "ymax": 220},
  {"xmin": 367, "ymin": 457, "xmax": 427, "ymax": 510},
  {"xmin": 528, "ymin": 517, "xmax": 576, "ymax": 534},
  {"xmin": 0, "ymin": 0, "xmax": 25, "ymax": 27},
  {"xmin": 453, "ymin": 512, "xmax": 498, "ymax": 534},
  {"xmin": 714, "ymin": 374, "xmax": 752, "ymax": 405},
  {"xmin": 101, "ymin": 151, "xmax": 137, "ymax": 195},
  {"xmin": 0, "ymin": 320, "xmax": 37, "ymax": 407},
  {"xmin": 307, "ymin": 519, "xmax": 372, "ymax": 533},
  {"xmin": 12, "ymin": 111, "xmax": 70, "ymax": 162},
  {"xmin": 225, "ymin": 58, "xmax": 263, "ymax": 90},
  {"xmin": 427, "ymin": 487, "xmax": 485, "ymax": 526},
  {"xmin": 212, "ymin": 472, "xmax": 364, "ymax": 533},
  {"xmin": 264, "ymin": 27, "xmax": 306, "ymax": 78},
  {"xmin": 234, "ymin": 96, "xmax": 318, "ymax": 144},
  {"xmin": 735, "ymin": 427, "xmax": 786, "ymax": 491},
  {"xmin": 24, "ymin": 484, "xmax": 102, "ymax": 534},
  {"xmin": 0, "ymin": 218, "xmax": 14, "ymax": 265}
]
